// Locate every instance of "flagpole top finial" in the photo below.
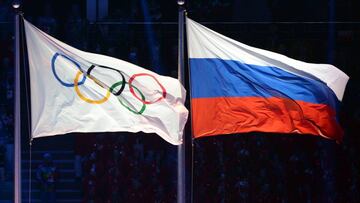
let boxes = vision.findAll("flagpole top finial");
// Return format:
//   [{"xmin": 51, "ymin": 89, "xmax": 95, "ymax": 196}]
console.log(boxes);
[
  {"xmin": 12, "ymin": 0, "xmax": 21, "ymax": 10},
  {"xmin": 177, "ymin": 0, "xmax": 185, "ymax": 6}
]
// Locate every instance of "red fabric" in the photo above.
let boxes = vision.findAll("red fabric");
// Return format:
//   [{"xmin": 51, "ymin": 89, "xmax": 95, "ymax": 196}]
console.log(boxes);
[{"xmin": 192, "ymin": 97, "xmax": 343, "ymax": 141}]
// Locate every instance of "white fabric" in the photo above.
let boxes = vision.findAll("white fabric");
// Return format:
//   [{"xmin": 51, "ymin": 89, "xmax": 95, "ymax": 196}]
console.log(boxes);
[
  {"xmin": 186, "ymin": 17, "xmax": 349, "ymax": 101},
  {"xmin": 24, "ymin": 19, "xmax": 188, "ymax": 145}
]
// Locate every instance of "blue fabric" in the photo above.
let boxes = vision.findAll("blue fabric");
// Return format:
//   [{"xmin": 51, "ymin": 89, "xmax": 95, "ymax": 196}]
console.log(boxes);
[{"xmin": 190, "ymin": 58, "xmax": 339, "ymax": 110}]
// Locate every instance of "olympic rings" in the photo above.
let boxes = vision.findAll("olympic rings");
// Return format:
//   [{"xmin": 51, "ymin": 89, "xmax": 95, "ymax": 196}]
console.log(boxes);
[
  {"xmin": 128, "ymin": 73, "xmax": 167, "ymax": 104},
  {"xmin": 51, "ymin": 53, "xmax": 86, "ymax": 87},
  {"xmin": 51, "ymin": 52, "xmax": 167, "ymax": 115},
  {"xmin": 74, "ymin": 71, "xmax": 111, "ymax": 104}
]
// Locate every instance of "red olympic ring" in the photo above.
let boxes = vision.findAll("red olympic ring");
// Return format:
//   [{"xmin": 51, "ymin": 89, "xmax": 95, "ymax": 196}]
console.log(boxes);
[{"xmin": 128, "ymin": 73, "xmax": 167, "ymax": 104}]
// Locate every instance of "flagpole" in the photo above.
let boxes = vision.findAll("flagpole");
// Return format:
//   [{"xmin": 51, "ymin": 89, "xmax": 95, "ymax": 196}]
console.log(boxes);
[
  {"xmin": 13, "ymin": 1, "xmax": 22, "ymax": 203},
  {"xmin": 184, "ymin": 13, "xmax": 195, "ymax": 203},
  {"xmin": 177, "ymin": 1, "xmax": 186, "ymax": 203}
]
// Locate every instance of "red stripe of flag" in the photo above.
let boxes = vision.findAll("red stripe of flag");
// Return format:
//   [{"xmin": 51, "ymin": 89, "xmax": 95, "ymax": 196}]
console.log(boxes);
[{"xmin": 192, "ymin": 97, "xmax": 343, "ymax": 142}]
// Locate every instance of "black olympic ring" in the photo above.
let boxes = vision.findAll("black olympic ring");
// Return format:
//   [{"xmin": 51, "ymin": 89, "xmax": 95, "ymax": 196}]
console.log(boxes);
[{"xmin": 87, "ymin": 65, "xmax": 126, "ymax": 96}]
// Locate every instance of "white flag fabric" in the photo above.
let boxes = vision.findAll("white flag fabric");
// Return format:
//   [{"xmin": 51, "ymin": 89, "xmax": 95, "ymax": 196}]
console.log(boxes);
[{"xmin": 24, "ymin": 19, "xmax": 188, "ymax": 145}]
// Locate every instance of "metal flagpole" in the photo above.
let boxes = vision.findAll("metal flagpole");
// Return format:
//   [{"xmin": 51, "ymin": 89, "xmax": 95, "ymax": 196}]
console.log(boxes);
[
  {"xmin": 177, "ymin": 1, "xmax": 186, "ymax": 203},
  {"xmin": 13, "ymin": 1, "xmax": 22, "ymax": 203},
  {"xmin": 184, "ymin": 12, "xmax": 195, "ymax": 203}
]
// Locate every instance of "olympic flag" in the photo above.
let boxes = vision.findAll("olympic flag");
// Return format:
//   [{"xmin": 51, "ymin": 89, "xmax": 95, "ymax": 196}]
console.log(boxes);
[
  {"xmin": 24, "ymin": 19, "xmax": 188, "ymax": 145},
  {"xmin": 186, "ymin": 18, "xmax": 349, "ymax": 142}
]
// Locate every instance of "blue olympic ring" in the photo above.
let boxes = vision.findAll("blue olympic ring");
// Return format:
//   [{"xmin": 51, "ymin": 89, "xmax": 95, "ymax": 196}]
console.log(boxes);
[{"xmin": 51, "ymin": 53, "xmax": 86, "ymax": 87}]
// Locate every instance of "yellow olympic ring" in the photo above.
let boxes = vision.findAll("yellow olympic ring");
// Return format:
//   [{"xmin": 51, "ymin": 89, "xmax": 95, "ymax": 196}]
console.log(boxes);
[{"xmin": 74, "ymin": 71, "xmax": 111, "ymax": 104}]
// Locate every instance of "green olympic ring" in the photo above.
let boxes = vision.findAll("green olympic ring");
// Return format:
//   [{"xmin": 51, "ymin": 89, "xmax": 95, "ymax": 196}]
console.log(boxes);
[{"xmin": 110, "ymin": 81, "xmax": 146, "ymax": 115}]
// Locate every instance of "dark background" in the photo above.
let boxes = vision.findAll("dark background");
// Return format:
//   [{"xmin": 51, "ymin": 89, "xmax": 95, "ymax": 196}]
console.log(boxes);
[{"xmin": 0, "ymin": 0, "xmax": 359, "ymax": 202}]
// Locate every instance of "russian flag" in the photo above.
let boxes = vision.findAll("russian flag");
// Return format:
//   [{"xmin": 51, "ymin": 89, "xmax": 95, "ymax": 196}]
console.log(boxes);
[{"xmin": 186, "ymin": 18, "xmax": 349, "ymax": 142}]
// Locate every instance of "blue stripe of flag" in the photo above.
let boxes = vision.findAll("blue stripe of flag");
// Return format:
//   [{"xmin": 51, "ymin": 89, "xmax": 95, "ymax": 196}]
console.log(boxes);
[{"xmin": 189, "ymin": 58, "xmax": 339, "ymax": 110}]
